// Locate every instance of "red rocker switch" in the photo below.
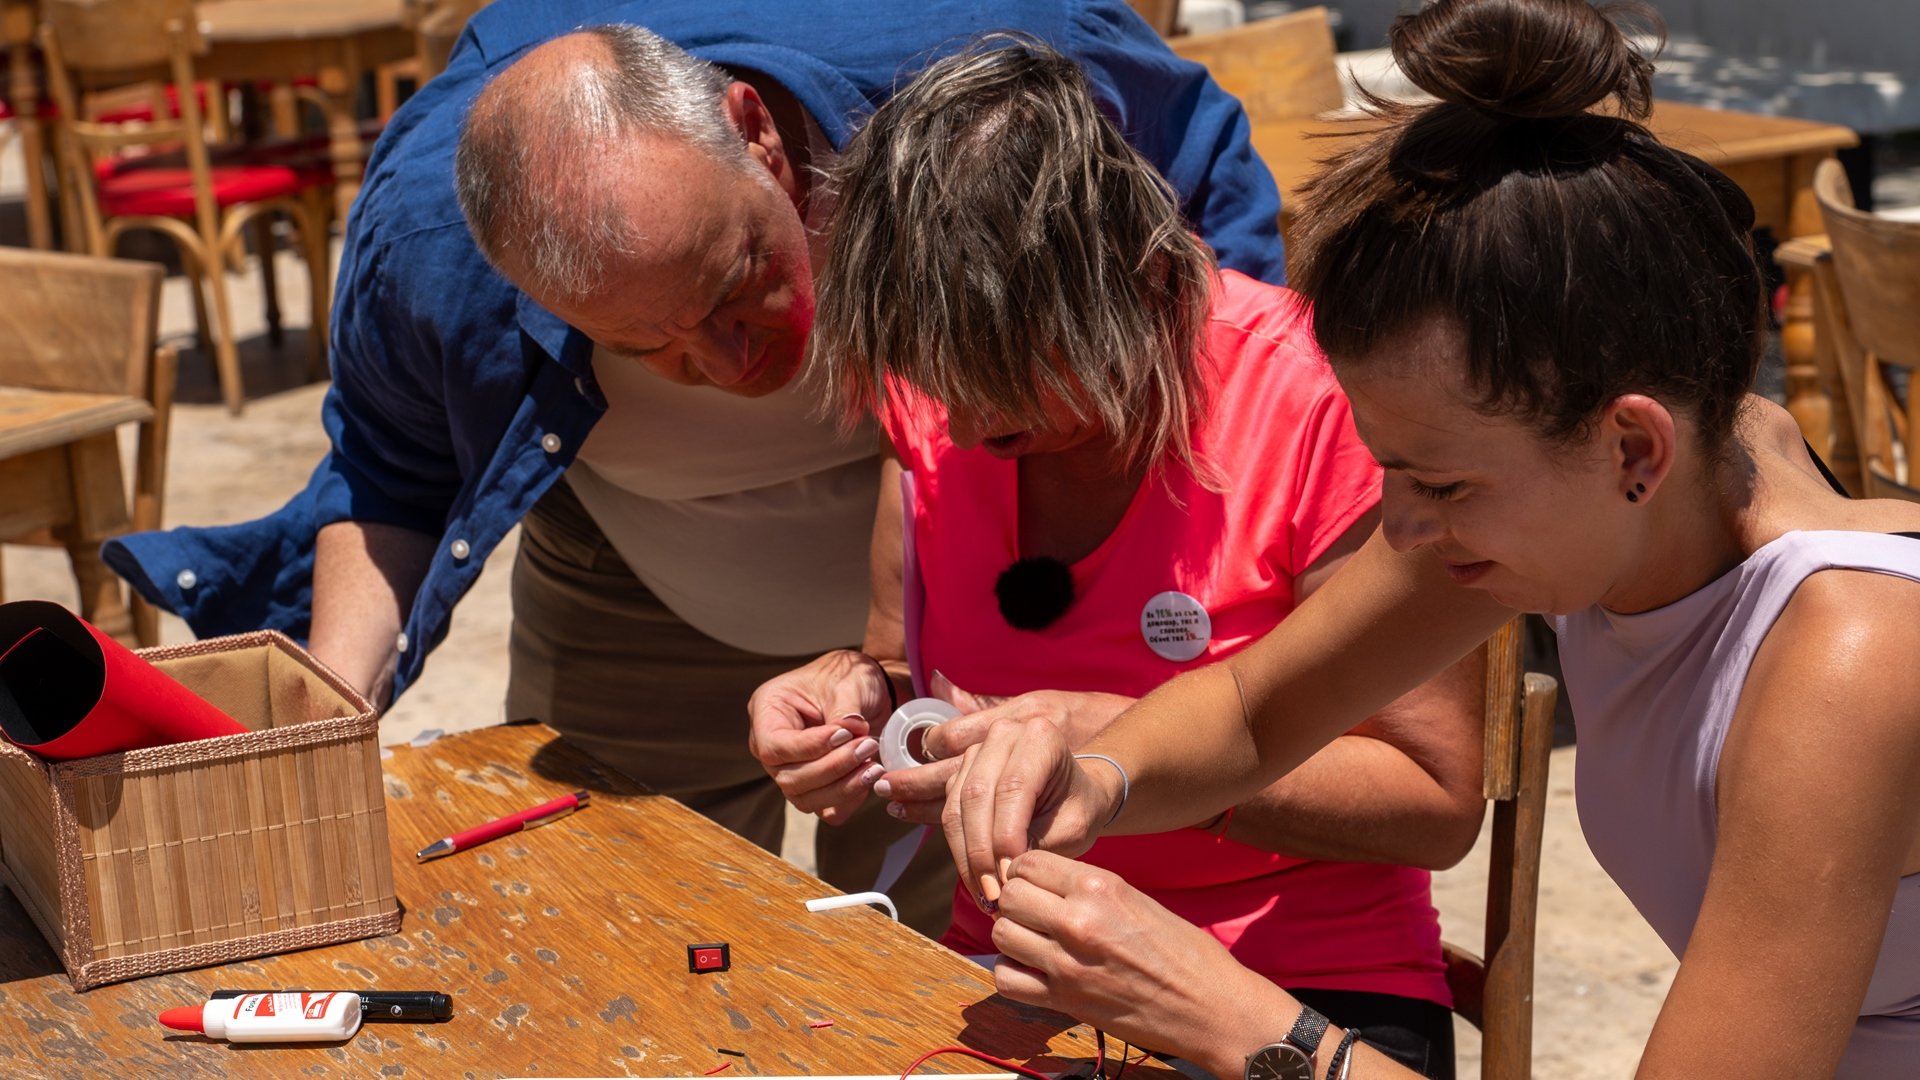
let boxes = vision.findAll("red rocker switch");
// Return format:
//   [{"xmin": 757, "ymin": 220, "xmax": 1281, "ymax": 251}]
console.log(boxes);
[{"xmin": 688, "ymin": 943, "xmax": 730, "ymax": 973}]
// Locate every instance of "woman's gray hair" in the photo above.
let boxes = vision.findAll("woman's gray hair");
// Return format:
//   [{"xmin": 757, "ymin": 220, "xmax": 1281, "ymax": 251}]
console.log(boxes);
[
  {"xmin": 456, "ymin": 24, "xmax": 747, "ymax": 303},
  {"xmin": 811, "ymin": 34, "xmax": 1217, "ymax": 480}
]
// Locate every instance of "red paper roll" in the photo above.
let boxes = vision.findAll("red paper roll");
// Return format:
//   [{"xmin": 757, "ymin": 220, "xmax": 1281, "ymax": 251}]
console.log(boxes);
[{"xmin": 0, "ymin": 600, "xmax": 247, "ymax": 760}]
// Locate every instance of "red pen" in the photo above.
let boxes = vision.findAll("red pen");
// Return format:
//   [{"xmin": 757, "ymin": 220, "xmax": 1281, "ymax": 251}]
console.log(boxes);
[{"xmin": 416, "ymin": 790, "xmax": 591, "ymax": 861}]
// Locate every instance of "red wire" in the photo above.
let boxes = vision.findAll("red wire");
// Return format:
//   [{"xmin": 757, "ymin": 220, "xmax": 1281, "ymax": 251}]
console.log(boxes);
[{"xmin": 897, "ymin": 1045, "xmax": 1060, "ymax": 1080}]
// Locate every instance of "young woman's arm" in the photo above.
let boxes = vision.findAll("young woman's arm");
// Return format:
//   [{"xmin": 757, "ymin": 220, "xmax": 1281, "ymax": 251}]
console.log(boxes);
[
  {"xmin": 1635, "ymin": 570, "xmax": 1920, "ymax": 1078},
  {"xmin": 940, "ymin": 527, "xmax": 1511, "ymax": 896}
]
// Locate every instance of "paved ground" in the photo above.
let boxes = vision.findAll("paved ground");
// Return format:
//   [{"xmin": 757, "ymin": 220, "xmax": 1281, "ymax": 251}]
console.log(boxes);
[{"xmin": 14, "ymin": 119, "xmax": 1920, "ymax": 1074}]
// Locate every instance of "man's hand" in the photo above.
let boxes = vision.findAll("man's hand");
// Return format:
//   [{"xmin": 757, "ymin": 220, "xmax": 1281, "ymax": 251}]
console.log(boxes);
[
  {"xmin": 747, "ymin": 650, "xmax": 893, "ymax": 826},
  {"xmin": 874, "ymin": 677, "xmax": 1134, "ymax": 825}
]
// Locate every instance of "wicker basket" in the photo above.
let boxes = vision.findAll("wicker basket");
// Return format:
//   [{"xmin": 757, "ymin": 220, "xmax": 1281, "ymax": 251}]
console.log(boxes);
[{"xmin": 0, "ymin": 630, "xmax": 400, "ymax": 990}]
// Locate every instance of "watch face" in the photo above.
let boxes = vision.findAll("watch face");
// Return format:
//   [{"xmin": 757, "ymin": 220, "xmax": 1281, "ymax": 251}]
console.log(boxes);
[{"xmin": 1246, "ymin": 1044, "xmax": 1315, "ymax": 1080}]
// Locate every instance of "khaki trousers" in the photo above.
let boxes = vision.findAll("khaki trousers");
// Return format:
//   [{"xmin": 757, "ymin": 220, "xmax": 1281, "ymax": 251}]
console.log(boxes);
[{"xmin": 505, "ymin": 477, "xmax": 956, "ymax": 938}]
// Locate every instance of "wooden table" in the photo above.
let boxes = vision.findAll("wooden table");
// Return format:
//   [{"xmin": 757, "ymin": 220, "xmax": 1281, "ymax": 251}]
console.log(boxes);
[
  {"xmin": 0, "ymin": 722, "xmax": 1149, "ymax": 1078},
  {"xmin": 195, "ymin": 0, "xmax": 414, "ymax": 220},
  {"xmin": 1258, "ymin": 100, "xmax": 1860, "ymax": 462},
  {"xmin": 0, "ymin": 386, "xmax": 149, "ymax": 643}
]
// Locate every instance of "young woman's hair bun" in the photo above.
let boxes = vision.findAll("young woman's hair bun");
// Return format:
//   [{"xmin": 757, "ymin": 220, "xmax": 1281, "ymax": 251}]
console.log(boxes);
[{"xmin": 1391, "ymin": 0, "xmax": 1660, "ymax": 121}]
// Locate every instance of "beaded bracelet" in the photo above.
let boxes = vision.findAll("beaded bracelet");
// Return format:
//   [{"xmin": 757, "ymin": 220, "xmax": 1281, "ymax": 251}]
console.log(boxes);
[{"xmin": 1326, "ymin": 1027, "xmax": 1360, "ymax": 1080}]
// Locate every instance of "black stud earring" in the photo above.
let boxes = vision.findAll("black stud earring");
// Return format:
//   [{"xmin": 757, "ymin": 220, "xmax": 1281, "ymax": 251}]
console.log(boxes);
[
  {"xmin": 1626, "ymin": 490, "xmax": 1639, "ymax": 502},
  {"xmin": 1635, "ymin": 483, "xmax": 1647, "ymax": 494}
]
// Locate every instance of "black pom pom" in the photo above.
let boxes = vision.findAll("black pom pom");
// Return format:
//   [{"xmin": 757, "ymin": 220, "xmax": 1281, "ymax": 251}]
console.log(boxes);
[{"xmin": 995, "ymin": 556, "xmax": 1076, "ymax": 631}]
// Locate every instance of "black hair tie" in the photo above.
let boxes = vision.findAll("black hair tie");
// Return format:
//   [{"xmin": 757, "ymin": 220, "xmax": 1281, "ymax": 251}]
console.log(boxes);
[{"xmin": 994, "ymin": 556, "xmax": 1075, "ymax": 630}]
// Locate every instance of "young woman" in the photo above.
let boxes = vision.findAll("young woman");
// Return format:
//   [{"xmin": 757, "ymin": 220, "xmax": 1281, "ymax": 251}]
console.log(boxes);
[
  {"xmin": 938, "ymin": 2, "xmax": 1920, "ymax": 1078},
  {"xmin": 746, "ymin": 37, "xmax": 1488, "ymax": 1077}
]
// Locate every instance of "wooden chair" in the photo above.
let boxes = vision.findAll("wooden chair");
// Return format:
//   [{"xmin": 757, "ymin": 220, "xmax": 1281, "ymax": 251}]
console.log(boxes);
[
  {"xmin": 3, "ymin": 0, "xmax": 59, "ymax": 251},
  {"xmin": 1169, "ymin": 7, "xmax": 1346, "ymax": 125},
  {"xmin": 1442, "ymin": 617, "xmax": 1559, "ymax": 1080},
  {"xmin": 1127, "ymin": 0, "xmax": 1181, "ymax": 37},
  {"xmin": 1803, "ymin": 158, "xmax": 1920, "ymax": 503},
  {"xmin": 373, "ymin": 0, "xmax": 490, "ymax": 118},
  {"xmin": 0, "ymin": 247, "xmax": 176, "ymax": 646},
  {"xmin": 39, "ymin": 0, "xmax": 332, "ymax": 415}
]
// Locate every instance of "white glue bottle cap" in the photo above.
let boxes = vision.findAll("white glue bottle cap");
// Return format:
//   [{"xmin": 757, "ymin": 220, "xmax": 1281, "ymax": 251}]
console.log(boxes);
[
  {"xmin": 880, "ymin": 698, "xmax": 961, "ymax": 771},
  {"xmin": 159, "ymin": 991, "xmax": 364, "ymax": 1043}
]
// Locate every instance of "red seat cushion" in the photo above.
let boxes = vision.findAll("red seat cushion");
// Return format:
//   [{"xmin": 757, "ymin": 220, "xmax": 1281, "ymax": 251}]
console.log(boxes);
[
  {"xmin": 96, "ymin": 154, "xmax": 326, "ymax": 217},
  {"xmin": 94, "ymin": 83, "xmax": 217, "ymax": 125},
  {"xmin": 0, "ymin": 97, "xmax": 58, "ymax": 121}
]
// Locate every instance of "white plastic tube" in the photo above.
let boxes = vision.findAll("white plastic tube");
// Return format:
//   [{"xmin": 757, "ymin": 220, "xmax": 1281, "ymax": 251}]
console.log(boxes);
[{"xmin": 804, "ymin": 891, "xmax": 899, "ymax": 921}]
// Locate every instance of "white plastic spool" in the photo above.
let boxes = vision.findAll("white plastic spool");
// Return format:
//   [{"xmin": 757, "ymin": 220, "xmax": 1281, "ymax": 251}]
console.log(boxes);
[{"xmin": 879, "ymin": 697, "xmax": 959, "ymax": 772}]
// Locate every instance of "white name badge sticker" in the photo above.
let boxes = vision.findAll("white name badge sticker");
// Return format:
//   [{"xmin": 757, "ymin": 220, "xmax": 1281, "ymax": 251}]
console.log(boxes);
[{"xmin": 1140, "ymin": 590, "xmax": 1211, "ymax": 662}]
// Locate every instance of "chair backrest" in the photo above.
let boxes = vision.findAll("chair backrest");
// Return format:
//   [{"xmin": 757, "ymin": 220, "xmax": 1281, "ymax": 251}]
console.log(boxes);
[
  {"xmin": 1812, "ymin": 158, "xmax": 1920, "ymax": 501},
  {"xmin": 1170, "ymin": 7, "xmax": 1345, "ymax": 124},
  {"xmin": 38, "ymin": 0, "xmax": 201, "ymax": 74},
  {"xmin": 1442, "ymin": 617, "xmax": 1557, "ymax": 1080},
  {"xmin": 0, "ymin": 247, "xmax": 163, "ymax": 399},
  {"xmin": 1127, "ymin": 0, "xmax": 1180, "ymax": 37},
  {"xmin": 40, "ymin": 0, "xmax": 221, "ymax": 246}
]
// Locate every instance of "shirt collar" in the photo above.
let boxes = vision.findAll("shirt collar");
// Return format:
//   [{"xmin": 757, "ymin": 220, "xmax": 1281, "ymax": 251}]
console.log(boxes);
[{"xmin": 515, "ymin": 289, "xmax": 594, "ymax": 377}]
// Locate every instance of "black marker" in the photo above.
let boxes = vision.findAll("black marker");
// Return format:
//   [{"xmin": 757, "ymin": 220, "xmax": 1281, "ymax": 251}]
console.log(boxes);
[{"xmin": 209, "ymin": 989, "xmax": 452, "ymax": 1022}]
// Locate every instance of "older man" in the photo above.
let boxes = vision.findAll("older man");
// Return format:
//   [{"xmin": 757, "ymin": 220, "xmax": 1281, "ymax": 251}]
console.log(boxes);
[{"xmin": 105, "ymin": 0, "xmax": 1285, "ymax": 934}]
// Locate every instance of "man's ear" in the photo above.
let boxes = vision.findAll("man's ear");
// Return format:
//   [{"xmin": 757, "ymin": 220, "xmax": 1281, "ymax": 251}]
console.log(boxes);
[{"xmin": 724, "ymin": 81, "xmax": 798, "ymax": 201}]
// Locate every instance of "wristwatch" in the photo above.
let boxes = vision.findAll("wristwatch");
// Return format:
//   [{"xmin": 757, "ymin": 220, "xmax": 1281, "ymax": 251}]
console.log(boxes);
[{"xmin": 1243, "ymin": 1006, "xmax": 1330, "ymax": 1080}]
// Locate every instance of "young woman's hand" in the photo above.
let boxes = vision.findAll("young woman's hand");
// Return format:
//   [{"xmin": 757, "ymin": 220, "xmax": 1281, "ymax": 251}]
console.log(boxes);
[
  {"xmin": 873, "ymin": 678, "xmax": 1135, "ymax": 825},
  {"xmin": 920, "ymin": 715, "xmax": 1122, "ymax": 907},
  {"xmin": 989, "ymin": 851, "xmax": 1291, "ymax": 1076},
  {"xmin": 745, "ymin": 650, "xmax": 892, "ymax": 825}
]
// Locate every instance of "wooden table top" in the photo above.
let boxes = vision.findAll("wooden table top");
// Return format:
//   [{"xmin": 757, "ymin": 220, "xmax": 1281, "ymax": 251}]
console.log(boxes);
[
  {"xmin": 195, "ymin": 0, "xmax": 407, "ymax": 44},
  {"xmin": 1261, "ymin": 98, "xmax": 1860, "ymax": 215},
  {"xmin": 0, "ymin": 386, "xmax": 150, "ymax": 459},
  {"xmin": 0, "ymin": 723, "xmax": 1146, "ymax": 1078}
]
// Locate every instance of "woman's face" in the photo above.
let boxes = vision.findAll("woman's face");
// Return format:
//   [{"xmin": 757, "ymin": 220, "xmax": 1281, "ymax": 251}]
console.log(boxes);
[
  {"xmin": 945, "ymin": 384, "xmax": 1101, "ymax": 461},
  {"xmin": 1337, "ymin": 321, "xmax": 1649, "ymax": 615}
]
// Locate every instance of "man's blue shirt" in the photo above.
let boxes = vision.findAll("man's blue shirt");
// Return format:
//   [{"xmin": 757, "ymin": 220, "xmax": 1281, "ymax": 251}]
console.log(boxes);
[{"xmin": 106, "ymin": 0, "xmax": 1287, "ymax": 699}]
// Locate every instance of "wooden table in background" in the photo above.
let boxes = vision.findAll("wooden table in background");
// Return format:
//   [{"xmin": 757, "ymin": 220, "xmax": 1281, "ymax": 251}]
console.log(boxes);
[
  {"xmin": 195, "ymin": 0, "xmax": 413, "ymax": 221},
  {"xmin": 1260, "ymin": 100, "xmax": 1859, "ymax": 461},
  {"xmin": 0, "ymin": 386, "xmax": 149, "ymax": 643},
  {"xmin": 0, "ymin": 722, "xmax": 1146, "ymax": 1078}
]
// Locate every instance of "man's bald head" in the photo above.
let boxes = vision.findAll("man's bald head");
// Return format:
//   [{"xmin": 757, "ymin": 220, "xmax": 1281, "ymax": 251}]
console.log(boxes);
[{"xmin": 455, "ymin": 25, "xmax": 749, "ymax": 303}]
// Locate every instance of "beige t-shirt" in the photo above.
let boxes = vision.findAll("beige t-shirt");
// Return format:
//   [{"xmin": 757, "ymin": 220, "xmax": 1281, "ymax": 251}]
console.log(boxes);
[
  {"xmin": 567, "ymin": 347, "xmax": 880, "ymax": 656},
  {"xmin": 567, "ymin": 111, "xmax": 874, "ymax": 656}
]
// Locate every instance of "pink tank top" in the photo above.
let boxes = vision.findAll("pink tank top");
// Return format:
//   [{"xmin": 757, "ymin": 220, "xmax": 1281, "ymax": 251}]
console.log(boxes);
[
  {"xmin": 1557, "ymin": 530, "xmax": 1920, "ymax": 1075},
  {"xmin": 884, "ymin": 272, "xmax": 1449, "ymax": 1006}
]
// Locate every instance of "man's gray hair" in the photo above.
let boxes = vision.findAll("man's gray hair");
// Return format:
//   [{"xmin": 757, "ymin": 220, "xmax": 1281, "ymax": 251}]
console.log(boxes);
[{"xmin": 455, "ymin": 24, "xmax": 746, "ymax": 302}]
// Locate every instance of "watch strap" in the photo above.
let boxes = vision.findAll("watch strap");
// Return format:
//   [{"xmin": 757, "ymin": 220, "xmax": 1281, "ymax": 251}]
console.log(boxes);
[
  {"xmin": 1325, "ymin": 1028, "xmax": 1359, "ymax": 1080},
  {"xmin": 1286, "ymin": 1005, "xmax": 1330, "ymax": 1058}
]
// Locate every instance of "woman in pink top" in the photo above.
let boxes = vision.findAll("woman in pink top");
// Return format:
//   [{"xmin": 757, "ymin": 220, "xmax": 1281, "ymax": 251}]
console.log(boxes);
[
  {"xmin": 943, "ymin": 3, "xmax": 1920, "ymax": 1078},
  {"xmin": 746, "ymin": 36, "xmax": 1484, "ymax": 1077}
]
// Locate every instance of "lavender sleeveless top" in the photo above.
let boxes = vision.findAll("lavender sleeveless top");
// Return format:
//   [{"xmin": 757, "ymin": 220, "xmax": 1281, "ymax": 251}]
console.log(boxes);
[{"xmin": 1555, "ymin": 531, "xmax": 1920, "ymax": 1076}]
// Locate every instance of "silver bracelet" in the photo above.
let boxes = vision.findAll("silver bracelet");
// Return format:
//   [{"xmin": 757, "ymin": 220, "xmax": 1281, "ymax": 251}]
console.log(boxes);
[{"xmin": 1072, "ymin": 753, "xmax": 1129, "ymax": 827}]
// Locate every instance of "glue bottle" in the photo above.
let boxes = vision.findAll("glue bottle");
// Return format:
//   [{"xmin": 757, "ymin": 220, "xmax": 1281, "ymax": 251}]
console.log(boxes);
[{"xmin": 158, "ymin": 991, "xmax": 364, "ymax": 1042}]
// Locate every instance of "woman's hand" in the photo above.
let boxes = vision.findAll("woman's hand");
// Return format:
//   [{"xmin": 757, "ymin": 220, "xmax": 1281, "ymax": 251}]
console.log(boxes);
[
  {"xmin": 874, "ymin": 678, "xmax": 1135, "ymax": 825},
  {"xmin": 928, "ymin": 715, "xmax": 1122, "ymax": 907},
  {"xmin": 746, "ymin": 650, "xmax": 892, "ymax": 826},
  {"xmin": 990, "ymin": 851, "xmax": 1289, "ymax": 1075}
]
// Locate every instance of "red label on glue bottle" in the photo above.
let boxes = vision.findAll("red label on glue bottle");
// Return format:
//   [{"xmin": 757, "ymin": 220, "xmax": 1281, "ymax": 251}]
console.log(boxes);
[{"xmin": 158, "ymin": 992, "xmax": 364, "ymax": 1042}]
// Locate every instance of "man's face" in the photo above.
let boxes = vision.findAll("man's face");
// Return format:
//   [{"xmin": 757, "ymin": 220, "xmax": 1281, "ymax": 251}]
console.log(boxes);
[{"xmin": 524, "ymin": 136, "xmax": 815, "ymax": 398}]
